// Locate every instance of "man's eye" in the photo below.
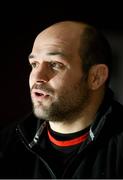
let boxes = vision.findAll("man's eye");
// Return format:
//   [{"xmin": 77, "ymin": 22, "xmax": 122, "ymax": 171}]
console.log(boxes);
[
  {"xmin": 30, "ymin": 62, "xmax": 37, "ymax": 68},
  {"xmin": 49, "ymin": 62, "xmax": 64, "ymax": 70}
]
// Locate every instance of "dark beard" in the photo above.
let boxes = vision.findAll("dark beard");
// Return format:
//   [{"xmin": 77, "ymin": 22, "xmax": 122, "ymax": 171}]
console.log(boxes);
[{"xmin": 32, "ymin": 78, "xmax": 91, "ymax": 123}]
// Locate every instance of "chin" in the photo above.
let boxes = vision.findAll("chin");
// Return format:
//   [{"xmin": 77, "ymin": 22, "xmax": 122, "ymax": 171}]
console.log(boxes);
[
  {"xmin": 33, "ymin": 105, "xmax": 47, "ymax": 120},
  {"xmin": 33, "ymin": 110, "xmax": 44, "ymax": 119}
]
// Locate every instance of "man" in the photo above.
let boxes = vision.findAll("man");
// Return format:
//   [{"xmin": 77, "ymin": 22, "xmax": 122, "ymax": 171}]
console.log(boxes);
[{"xmin": 0, "ymin": 20, "xmax": 123, "ymax": 178}]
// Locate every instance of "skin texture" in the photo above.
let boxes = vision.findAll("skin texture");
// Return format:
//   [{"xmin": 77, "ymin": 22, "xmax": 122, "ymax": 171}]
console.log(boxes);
[{"xmin": 28, "ymin": 21, "xmax": 108, "ymax": 133}]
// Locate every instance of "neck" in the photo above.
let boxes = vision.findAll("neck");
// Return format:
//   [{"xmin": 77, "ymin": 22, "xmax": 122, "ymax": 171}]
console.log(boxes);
[{"xmin": 49, "ymin": 118, "xmax": 91, "ymax": 134}]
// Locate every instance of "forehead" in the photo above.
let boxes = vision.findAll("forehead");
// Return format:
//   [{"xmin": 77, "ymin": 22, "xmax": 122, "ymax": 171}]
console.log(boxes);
[
  {"xmin": 29, "ymin": 46, "xmax": 69, "ymax": 62},
  {"xmin": 31, "ymin": 31, "xmax": 81, "ymax": 60},
  {"xmin": 32, "ymin": 41, "xmax": 72, "ymax": 59}
]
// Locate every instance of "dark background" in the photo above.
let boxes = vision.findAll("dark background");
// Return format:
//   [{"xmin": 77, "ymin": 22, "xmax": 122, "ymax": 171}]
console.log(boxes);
[{"xmin": 0, "ymin": 1, "xmax": 123, "ymax": 127}]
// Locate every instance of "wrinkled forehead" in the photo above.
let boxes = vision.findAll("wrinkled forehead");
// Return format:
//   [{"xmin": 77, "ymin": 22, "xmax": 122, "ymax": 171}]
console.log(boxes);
[{"xmin": 32, "ymin": 36, "xmax": 79, "ymax": 60}]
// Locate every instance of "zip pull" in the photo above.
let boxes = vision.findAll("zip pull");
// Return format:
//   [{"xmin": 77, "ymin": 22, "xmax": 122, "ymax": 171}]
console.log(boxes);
[
  {"xmin": 29, "ymin": 121, "xmax": 47, "ymax": 148},
  {"xmin": 89, "ymin": 128, "xmax": 95, "ymax": 141}
]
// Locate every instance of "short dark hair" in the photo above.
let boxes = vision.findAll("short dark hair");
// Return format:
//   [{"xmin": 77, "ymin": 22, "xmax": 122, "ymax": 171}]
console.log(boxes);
[{"xmin": 79, "ymin": 25, "xmax": 112, "ymax": 83}]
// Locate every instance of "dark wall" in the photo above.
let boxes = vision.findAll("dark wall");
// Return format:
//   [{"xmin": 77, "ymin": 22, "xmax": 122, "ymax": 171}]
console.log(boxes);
[
  {"xmin": 105, "ymin": 31, "xmax": 123, "ymax": 105},
  {"xmin": 0, "ymin": 1, "xmax": 123, "ymax": 127}
]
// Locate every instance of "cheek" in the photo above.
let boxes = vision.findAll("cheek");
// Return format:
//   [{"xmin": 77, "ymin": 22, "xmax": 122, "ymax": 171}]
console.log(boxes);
[
  {"xmin": 50, "ymin": 73, "xmax": 75, "ymax": 92},
  {"xmin": 49, "ymin": 73, "xmax": 68, "ymax": 90},
  {"xmin": 29, "ymin": 73, "xmax": 33, "ymax": 89}
]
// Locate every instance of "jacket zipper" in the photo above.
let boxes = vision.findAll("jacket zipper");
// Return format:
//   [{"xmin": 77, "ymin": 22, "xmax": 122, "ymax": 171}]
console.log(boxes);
[{"xmin": 16, "ymin": 126, "xmax": 56, "ymax": 179}]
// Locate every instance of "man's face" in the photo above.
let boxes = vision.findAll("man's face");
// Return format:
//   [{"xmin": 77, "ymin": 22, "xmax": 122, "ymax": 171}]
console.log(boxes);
[{"xmin": 29, "ymin": 25, "xmax": 91, "ymax": 122}]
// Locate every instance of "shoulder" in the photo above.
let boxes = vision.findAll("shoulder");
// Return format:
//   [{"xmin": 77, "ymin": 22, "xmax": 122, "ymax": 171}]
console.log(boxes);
[
  {"xmin": 112, "ymin": 100, "xmax": 123, "ymax": 113},
  {"xmin": 111, "ymin": 100, "xmax": 123, "ymax": 130},
  {"xmin": 108, "ymin": 100, "xmax": 123, "ymax": 146}
]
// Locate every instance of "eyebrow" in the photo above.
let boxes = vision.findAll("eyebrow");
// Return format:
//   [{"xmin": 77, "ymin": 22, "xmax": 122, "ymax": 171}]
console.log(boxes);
[
  {"xmin": 47, "ymin": 51, "xmax": 66, "ymax": 57},
  {"xmin": 28, "ymin": 51, "xmax": 67, "ymax": 61},
  {"xmin": 28, "ymin": 54, "xmax": 35, "ymax": 60}
]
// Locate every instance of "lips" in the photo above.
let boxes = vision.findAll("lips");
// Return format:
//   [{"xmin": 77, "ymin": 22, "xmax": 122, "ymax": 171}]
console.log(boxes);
[
  {"xmin": 31, "ymin": 89, "xmax": 50, "ymax": 100},
  {"xmin": 35, "ymin": 92, "xmax": 44, "ymax": 96}
]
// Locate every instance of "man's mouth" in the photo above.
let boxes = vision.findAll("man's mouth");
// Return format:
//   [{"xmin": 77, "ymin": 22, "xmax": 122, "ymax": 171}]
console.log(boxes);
[
  {"xmin": 35, "ymin": 92, "xmax": 44, "ymax": 96},
  {"xmin": 31, "ymin": 89, "xmax": 50, "ymax": 100},
  {"xmin": 35, "ymin": 92, "xmax": 49, "ymax": 97}
]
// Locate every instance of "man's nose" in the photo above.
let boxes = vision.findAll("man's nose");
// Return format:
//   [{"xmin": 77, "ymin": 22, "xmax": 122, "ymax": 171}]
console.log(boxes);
[{"xmin": 34, "ymin": 63, "xmax": 49, "ymax": 83}]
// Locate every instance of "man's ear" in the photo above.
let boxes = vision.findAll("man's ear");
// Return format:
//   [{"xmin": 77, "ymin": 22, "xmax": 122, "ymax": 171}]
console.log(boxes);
[{"xmin": 87, "ymin": 64, "xmax": 109, "ymax": 90}]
